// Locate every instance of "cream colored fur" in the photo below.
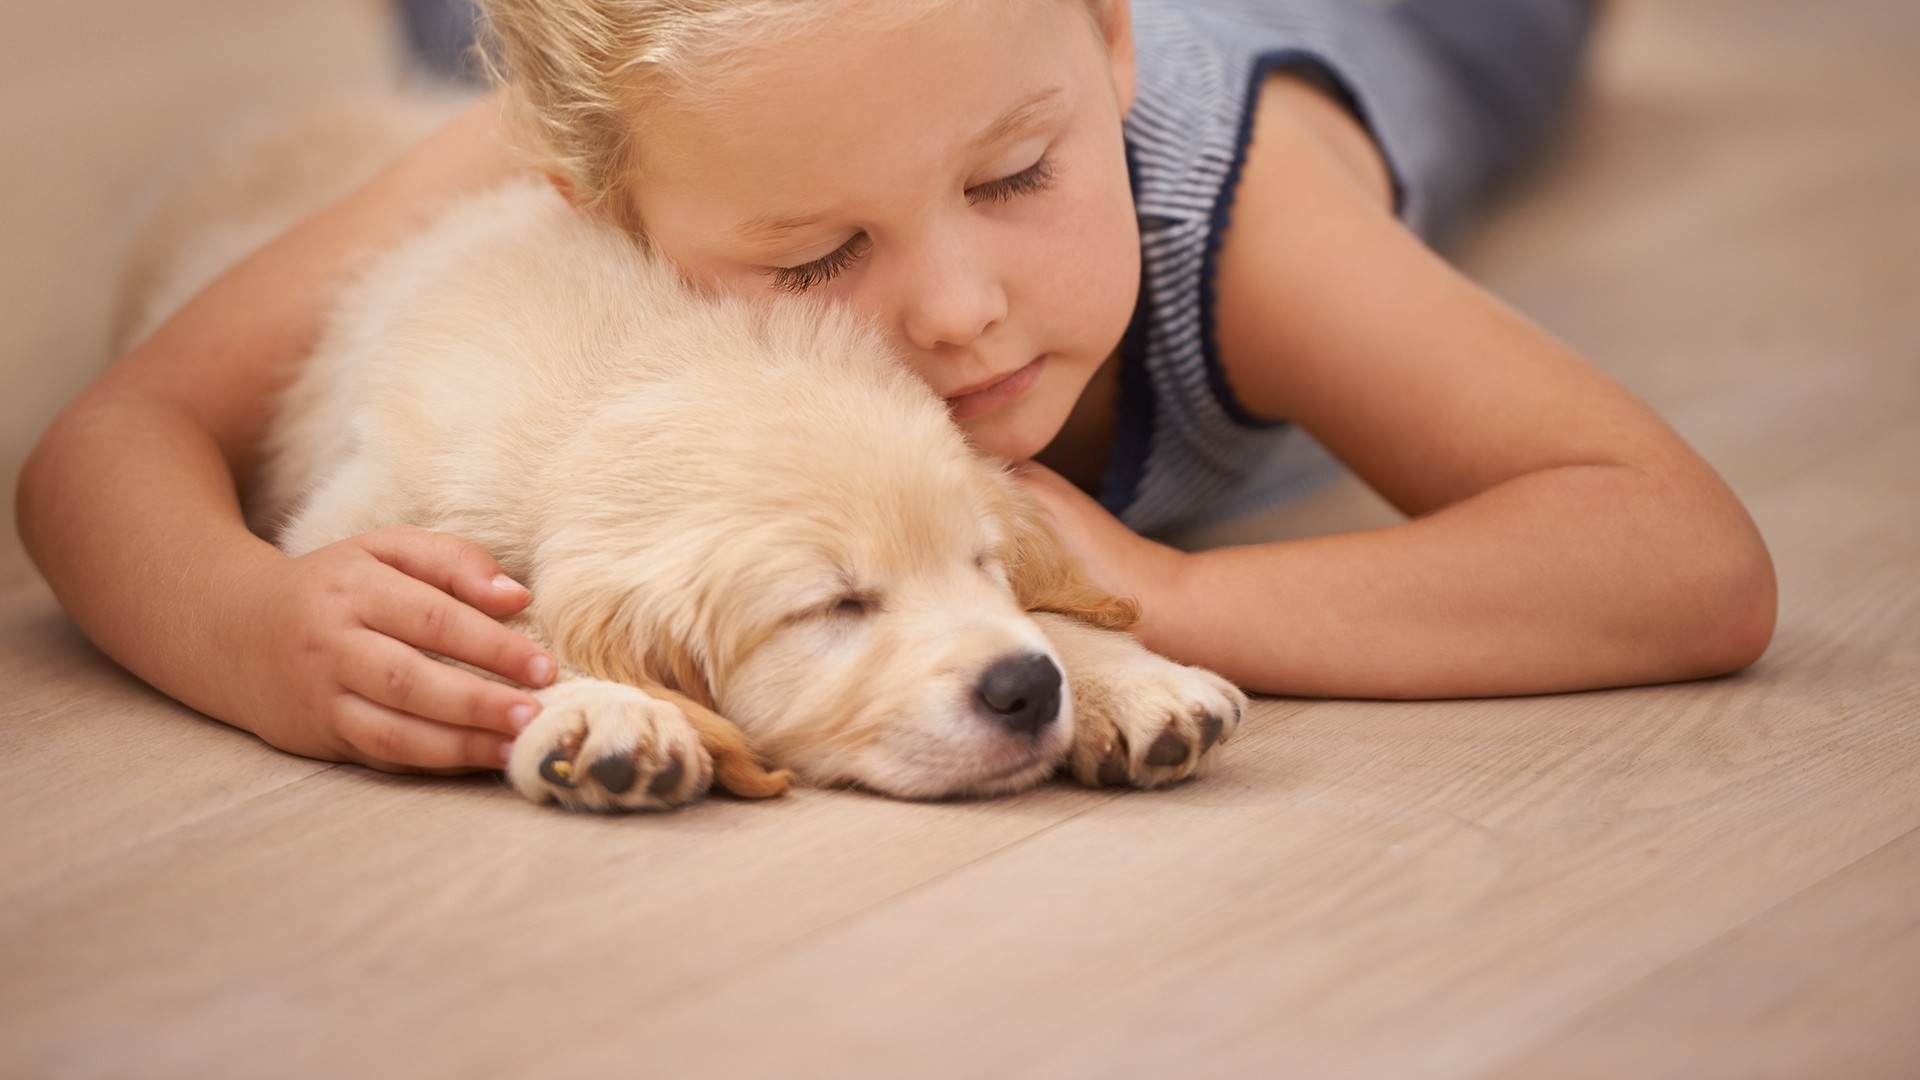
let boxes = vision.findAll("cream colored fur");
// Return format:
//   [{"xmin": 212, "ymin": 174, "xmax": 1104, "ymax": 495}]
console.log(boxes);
[{"xmin": 126, "ymin": 101, "xmax": 1247, "ymax": 811}]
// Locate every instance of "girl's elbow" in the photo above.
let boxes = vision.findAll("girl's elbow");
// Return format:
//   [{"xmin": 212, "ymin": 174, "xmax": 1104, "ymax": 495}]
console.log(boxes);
[
  {"xmin": 14, "ymin": 422, "xmax": 64, "ymax": 546},
  {"xmin": 1684, "ymin": 535, "xmax": 1778, "ymax": 676}
]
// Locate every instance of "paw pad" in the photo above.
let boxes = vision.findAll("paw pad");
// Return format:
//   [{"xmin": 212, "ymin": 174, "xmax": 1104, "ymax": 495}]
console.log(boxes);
[
  {"xmin": 1198, "ymin": 713, "xmax": 1226, "ymax": 753},
  {"xmin": 588, "ymin": 755, "xmax": 639, "ymax": 795},
  {"xmin": 647, "ymin": 754, "xmax": 685, "ymax": 797},
  {"xmin": 1144, "ymin": 728, "xmax": 1190, "ymax": 767}
]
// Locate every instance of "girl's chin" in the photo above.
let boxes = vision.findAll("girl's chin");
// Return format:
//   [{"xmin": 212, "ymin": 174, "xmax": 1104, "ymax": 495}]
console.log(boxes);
[{"xmin": 956, "ymin": 413, "xmax": 1053, "ymax": 463}]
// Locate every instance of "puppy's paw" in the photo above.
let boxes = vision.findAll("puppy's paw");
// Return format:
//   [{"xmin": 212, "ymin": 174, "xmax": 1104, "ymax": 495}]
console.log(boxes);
[
  {"xmin": 508, "ymin": 678, "xmax": 712, "ymax": 811},
  {"xmin": 1064, "ymin": 649, "xmax": 1245, "ymax": 790}
]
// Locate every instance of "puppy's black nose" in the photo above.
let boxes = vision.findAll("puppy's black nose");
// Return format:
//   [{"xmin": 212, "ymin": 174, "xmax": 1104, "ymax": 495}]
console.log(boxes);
[{"xmin": 974, "ymin": 653, "xmax": 1062, "ymax": 736}]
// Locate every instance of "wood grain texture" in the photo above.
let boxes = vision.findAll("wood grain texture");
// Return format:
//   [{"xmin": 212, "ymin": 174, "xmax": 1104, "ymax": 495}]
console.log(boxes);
[
  {"xmin": 1486, "ymin": 826, "xmax": 1920, "ymax": 1080},
  {"xmin": 2, "ymin": 0, "xmax": 1917, "ymax": 1077},
  {"xmin": 0, "ymin": 747, "xmax": 1119, "ymax": 1077},
  {"xmin": 0, "ymin": 582, "xmax": 331, "ymax": 906}
]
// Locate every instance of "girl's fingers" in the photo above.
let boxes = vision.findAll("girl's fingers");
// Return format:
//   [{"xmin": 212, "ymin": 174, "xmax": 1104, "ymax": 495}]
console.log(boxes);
[
  {"xmin": 359, "ymin": 566, "xmax": 555, "ymax": 687},
  {"xmin": 358, "ymin": 525, "xmax": 536, "ymax": 619},
  {"xmin": 332, "ymin": 691, "xmax": 515, "ymax": 773},
  {"xmin": 340, "ymin": 628, "xmax": 538, "ymax": 737}
]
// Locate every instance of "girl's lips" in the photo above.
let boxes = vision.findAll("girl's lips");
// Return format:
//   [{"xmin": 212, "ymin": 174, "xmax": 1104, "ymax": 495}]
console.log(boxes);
[{"xmin": 945, "ymin": 356, "xmax": 1044, "ymax": 421}]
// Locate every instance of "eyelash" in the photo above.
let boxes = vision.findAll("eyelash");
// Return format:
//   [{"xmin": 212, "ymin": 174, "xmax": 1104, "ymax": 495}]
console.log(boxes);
[
  {"xmin": 769, "ymin": 233, "xmax": 871, "ymax": 295},
  {"xmin": 766, "ymin": 154, "xmax": 1059, "ymax": 295},
  {"xmin": 968, "ymin": 153, "xmax": 1058, "ymax": 206}
]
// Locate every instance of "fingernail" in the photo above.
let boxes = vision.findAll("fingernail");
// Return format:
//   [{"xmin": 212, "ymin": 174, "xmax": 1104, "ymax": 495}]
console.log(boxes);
[
  {"xmin": 491, "ymin": 574, "xmax": 528, "ymax": 593},
  {"xmin": 498, "ymin": 741, "xmax": 516, "ymax": 766},
  {"xmin": 508, "ymin": 703, "xmax": 537, "ymax": 733},
  {"xmin": 527, "ymin": 655, "xmax": 554, "ymax": 685}
]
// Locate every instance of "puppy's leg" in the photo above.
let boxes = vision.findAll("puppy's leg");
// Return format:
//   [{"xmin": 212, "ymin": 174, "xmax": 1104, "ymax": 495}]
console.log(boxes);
[
  {"xmin": 1033, "ymin": 613, "xmax": 1247, "ymax": 789},
  {"xmin": 1008, "ymin": 499, "xmax": 1245, "ymax": 788},
  {"xmin": 507, "ymin": 673, "xmax": 713, "ymax": 811}
]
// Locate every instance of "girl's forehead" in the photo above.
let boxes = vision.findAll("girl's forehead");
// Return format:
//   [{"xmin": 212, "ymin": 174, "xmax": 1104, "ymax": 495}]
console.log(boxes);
[
  {"xmin": 647, "ymin": 0, "xmax": 1097, "ymax": 85},
  {"xmin": 629, "ymin": 0, "xmax": 1106, "ymax": 195}
]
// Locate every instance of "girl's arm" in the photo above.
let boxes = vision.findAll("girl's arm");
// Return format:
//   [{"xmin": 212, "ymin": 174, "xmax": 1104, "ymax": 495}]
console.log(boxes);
[
  {"xmin": 1020, "ymin": 75, "xmax": 1776, "ymax": 698},
  {"xmin": 15, "ymin": 94, "xmax": 559, "ymax": 769}
]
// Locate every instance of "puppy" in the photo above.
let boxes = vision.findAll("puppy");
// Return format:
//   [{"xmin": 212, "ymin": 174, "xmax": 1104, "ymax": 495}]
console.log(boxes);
[{"xmin": 126, "ymin": 107, "xmax": 1247, "ymax": 810}]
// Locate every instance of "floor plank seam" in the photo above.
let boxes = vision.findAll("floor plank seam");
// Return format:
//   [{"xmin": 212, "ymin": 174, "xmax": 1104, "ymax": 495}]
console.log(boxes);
[
  {"xmin": 6, "ymin": 760, "xmax": 345, "ymax": 911},
  {"xmin": 1464, "ymin": 820, "xmax": 1920, "ymax": 1079}
]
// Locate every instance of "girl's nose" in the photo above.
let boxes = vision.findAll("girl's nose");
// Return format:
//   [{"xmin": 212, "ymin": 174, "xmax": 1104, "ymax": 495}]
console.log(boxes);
[{"xmin": 899, "ymin": 230, "xmax": 1008, "ymax": 352}]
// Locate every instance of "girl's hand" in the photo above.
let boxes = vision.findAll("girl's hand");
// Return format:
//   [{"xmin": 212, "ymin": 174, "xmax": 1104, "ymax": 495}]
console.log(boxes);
[
  {"xmin": 1010, "ymin": 462, "xmax": 1187, "ymax": 626},
  {"xmin": 231, "ymin": 526, "xmax": 557, "ymax": 774}
]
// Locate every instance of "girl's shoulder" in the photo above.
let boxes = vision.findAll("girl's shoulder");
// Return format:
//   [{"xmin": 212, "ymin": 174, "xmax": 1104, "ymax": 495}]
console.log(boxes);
[
  {"xmin": 1204, "ymin": 69, "xmax": 1401, "ymax": 425},
  {"xmin": 1123, "ymin": 0, "xmax": 1436, "ymax": 236},
  {"xmin": 1100, "ymin": 3, "xmax": 1412, "ymax": 532}
]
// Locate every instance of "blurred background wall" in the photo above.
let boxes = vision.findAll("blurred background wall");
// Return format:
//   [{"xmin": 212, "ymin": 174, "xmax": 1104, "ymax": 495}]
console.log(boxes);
[{"xmin": 0, "ymin": 0, "xmax": 401, "ymax": 587}]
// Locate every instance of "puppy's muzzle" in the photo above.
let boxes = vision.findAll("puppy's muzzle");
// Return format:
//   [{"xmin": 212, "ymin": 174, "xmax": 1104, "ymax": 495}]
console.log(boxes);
[{"xmin": 973, "ymin": 653, "xmax": 1063, "ymax": 736}]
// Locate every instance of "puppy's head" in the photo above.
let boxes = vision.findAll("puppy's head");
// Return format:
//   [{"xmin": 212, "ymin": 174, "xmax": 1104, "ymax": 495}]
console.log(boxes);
[
  {"xmin": 535, "ymin": 301, "xmax": 1125, "ymax": 798},
  {"xmin": 710, "ymin": 456, "xmax": 1075, "ymax": 797}
]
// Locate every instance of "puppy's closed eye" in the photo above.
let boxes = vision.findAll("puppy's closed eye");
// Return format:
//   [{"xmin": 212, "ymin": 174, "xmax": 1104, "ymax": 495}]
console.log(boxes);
[
  {"xmin": 776, "ymin": 583, "xmax": 881, "ymax": 627},
  {"xmin": 826, "ymin": 592, "xmax": 880, "ymax": 620},
  {"xmin": 833, "ymin": 591, "xmax": 879, "ymax": 618},
  {"xmin": 976, "ymin": 552, "xmax": 1011, "ymax": 588}
]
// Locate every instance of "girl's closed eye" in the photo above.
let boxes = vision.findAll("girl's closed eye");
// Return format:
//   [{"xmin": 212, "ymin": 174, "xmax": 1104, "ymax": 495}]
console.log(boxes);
[
  {"xmin": 763, "ymin": 154, "xmax": 1061, "ymax": 295},
  {"xmin": 769, "ymin": 233, "xmax": 871, "ymax": 295},
  {"xmin": 967, "ymin": 153, "xmax": 1058, "ymax": 205}
]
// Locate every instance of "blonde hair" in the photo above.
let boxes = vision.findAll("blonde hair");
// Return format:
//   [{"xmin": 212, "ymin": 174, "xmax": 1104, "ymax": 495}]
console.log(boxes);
[{"xmin": 479, "ymin": 0, "xmax": 1112, "ymax": 233}]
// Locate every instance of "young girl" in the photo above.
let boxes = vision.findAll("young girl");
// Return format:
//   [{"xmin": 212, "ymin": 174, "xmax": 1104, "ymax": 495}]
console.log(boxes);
[{"xmin": 17, "ymin": 0, "xmax": 1775, "ymax": 777}]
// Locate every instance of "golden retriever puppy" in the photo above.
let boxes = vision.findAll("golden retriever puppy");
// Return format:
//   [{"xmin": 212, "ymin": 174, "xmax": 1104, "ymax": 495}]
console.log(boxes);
[{"xmin": 124, "ymin": 108, "xmax": 1247, "ymax": 811}]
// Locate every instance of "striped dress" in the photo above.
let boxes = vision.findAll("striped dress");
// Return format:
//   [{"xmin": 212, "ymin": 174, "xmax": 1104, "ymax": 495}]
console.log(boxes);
[{"xmin": 1100, "ymin": 0, "xmax": 1593, "ymax": 535}]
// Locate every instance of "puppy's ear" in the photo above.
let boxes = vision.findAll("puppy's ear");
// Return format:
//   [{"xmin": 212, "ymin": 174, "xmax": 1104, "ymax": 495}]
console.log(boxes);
[
  {"xmin": 633, "ymin": 638, "xmax": 792, "ymax": 799},
  {"xmin": 1006, "ymin": 493, "xmax": 1140, "ymax": 631},
  {"xmin": 640, "ymin": 634, "xmax": 716, "ymax": 711},
  {"xmin": 545, "ymin": 170, "xmax": 580, "ymax": 209},
  {"xmin": 543, "ymin": 588, "xmax": 715, "ymax": 703},
  {"xmin": 542, "ymin": 592, "xmax": 790, "ymax": 799}
]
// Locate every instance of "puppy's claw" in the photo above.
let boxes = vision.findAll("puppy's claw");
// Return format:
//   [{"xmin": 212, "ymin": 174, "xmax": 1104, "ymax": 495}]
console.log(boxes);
[
  {"xmin": 1096, "ymin": 745, "xmax": 1130, "ymax": 787},
  {"xmin": 1145, "ymin": 728, "xmax": 1190, "ymax": 768},
  {"xmin": 588, "ymin": 755, "xmax": 639, "ymax": 795},
  {"xmin": 539, "ymin": 751, "xmax": 579, "ymax": 788}
]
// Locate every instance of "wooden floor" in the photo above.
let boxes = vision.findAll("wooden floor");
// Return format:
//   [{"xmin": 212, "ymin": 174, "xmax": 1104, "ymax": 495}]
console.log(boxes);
[{"xmin": 4, "ymin": 1, "xmax": 1917, "ymax": 1077}]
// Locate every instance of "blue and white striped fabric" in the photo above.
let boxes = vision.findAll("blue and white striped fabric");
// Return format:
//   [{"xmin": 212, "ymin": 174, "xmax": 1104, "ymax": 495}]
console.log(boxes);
[{"xmin": 1102, "ymin": 0, "xmax": 1592, "ymax": 535}]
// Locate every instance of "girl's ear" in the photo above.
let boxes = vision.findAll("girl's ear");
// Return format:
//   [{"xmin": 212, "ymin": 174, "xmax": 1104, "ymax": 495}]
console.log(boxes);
[{"xmin": 1101, "ymin": 0, "xmax": 1138, "ymax": 115}]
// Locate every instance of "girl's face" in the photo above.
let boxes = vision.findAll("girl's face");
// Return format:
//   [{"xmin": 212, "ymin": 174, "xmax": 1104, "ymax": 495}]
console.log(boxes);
[{"xmin": 624, "ymin": 0, "xmax": 1141, "ymax": 461}]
